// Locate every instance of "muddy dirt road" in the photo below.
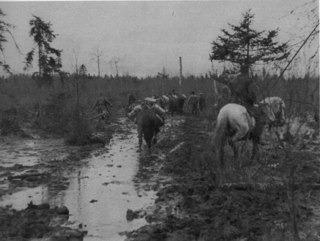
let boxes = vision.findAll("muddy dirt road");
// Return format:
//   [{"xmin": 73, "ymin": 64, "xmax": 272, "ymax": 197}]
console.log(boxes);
[
  {"xmin": 1, "ymin": 114, "xmax": 319, "ymax": 241},
  {"xmin": 0, "ymin": 117, "xmax": 171, "ymax": 240}
]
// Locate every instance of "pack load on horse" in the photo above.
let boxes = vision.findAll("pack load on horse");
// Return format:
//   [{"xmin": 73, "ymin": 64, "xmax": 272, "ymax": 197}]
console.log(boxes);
[
  {"xmin": 213, "ymin": 103, "xmax": 275, "ymax": 167},
  {"xmin": 91, "ymin": 93, "xmax": 112, "ymax": 121},
  {"xmin": 186, "ymin": 91, "xmax": 200, "ymax": 116},
  {"xmin": 127, "ymin": 97, "xmax": 166, "ymax": 151},
  {"xmin": 157, "ymin": 95, "xmax": 170, "ymax": 110}
]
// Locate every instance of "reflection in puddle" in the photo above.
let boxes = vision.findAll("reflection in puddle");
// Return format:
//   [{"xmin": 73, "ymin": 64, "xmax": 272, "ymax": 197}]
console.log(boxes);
[
  {"xmin": 0, "ymin": 121, "xmax": 156, "ymax": 241},
  {"xmin": 0, "ymin": 138, "xmax": 74, "ymax": 168},
  {"xmin": 51, "ymin": 130, "xmax": 156, "ymax": 241},
  {"xmin": 0, "ymin": 185, "xmax": 48, "ymax": 209}
]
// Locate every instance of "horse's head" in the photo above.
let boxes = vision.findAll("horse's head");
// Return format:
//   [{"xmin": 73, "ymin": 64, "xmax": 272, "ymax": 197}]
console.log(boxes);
[
  {"xmin": 277, "ymin": 100, "xmax": 286, "ymax": 126},
  {"xmin": 260, "ymin": 97, "xmax": 286, "ymax": 127},
  {"xmin": 257, "ymin": 103, "xmax": 276, "ymax": 125}
]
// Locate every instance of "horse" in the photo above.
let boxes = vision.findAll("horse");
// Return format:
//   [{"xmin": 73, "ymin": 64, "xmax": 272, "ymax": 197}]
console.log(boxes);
[
  {"xmin": 168, "ymin": 94, "xmax": 186, "ymax": 115},
  {"xmin": 127, "ymin": 103, "xmax": 165, "ymax": 151},
  {"xmin": 260, "ymin": 97, "xmax": 286, "ymax": 129},
  {"xmin": 159, "ymin": 95, "xmax": 170, "ymax": 110},
  {"xmin": 213, "ymin": 103, "xmax": 275, "ymax": 168},
  {"xmin": 186, "ymin": 94, "xmax": 200, "ymax": 116}
]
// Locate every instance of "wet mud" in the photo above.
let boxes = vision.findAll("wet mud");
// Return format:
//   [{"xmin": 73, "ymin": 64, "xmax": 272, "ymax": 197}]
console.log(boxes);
[
  {"xmin": 125, "ymin": 116, "xmax": 320, "ymax": 241},
  {"xmin": 0, "ymin": 117, "xmax": 164, "ymax": 241},
  {"xmin": 0, "ymin": 121, "xmax": 116, "ymax": 240},
  {"xmin": 1, "ymin": 114, "xmax": 319, "ymax": 241}
]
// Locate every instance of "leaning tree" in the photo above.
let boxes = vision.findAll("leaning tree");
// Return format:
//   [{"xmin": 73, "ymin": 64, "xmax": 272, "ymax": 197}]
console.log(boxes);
[
  {"xmin": 24, "ymin": 15, "xmax": 62, "ymax": 78},
  {"xmin": 0, "ymin": 9, "xmax": 20, "ymax": 74},
  {"xmin": 210, "ymin": 10, "xmax": 289, "ymax": 76}
]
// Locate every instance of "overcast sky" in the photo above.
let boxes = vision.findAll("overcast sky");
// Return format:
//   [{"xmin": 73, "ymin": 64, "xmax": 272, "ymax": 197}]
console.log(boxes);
[{"xmin": 1, "ymin": 0, "xmax": 317, "ymax": 77}]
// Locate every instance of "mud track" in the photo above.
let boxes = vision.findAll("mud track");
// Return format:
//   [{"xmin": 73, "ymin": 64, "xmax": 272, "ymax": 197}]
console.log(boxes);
[
  {"xmin": 0, "ymin": 115, "xmax": 319, "ymax": 241},
  {"xmin": 0, "ymin": 119, "xmax": 118, "ymax": 240},
  {"xmin": 126, "ymin": 116, "xmax": 320, "ymax": 241}
]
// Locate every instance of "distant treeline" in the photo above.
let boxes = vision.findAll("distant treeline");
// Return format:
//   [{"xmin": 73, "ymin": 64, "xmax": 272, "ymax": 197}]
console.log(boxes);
[{"xmin": 0, "ymin": 74, "xmax": 318, "ymax": 114}]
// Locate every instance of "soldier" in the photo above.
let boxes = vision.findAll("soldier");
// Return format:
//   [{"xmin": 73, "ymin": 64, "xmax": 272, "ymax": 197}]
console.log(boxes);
[
  {"xmin": 128, "ymin": 94, "xmax": 136, "ymax": 109},
  {"xmin": 171, "ymin": 89, "xmax": 178, "ymax": 99},
  {"xmin": 216, "ymin": 73, "xmax": 258, "ymax": 116},
  {"xmin": 92, "ymin": 93, "xmax": 112, "ymax": 120},
  {"xmin": 229, "ymin": 74, "xmax": 257, "ymax": 107},
  {"xmin": 198, "ymin": 93, "xmax": 206, "ymax": 112},
  {"xmin": 186, "ymin": 91, "xmax": 200, "ymax": 116}
]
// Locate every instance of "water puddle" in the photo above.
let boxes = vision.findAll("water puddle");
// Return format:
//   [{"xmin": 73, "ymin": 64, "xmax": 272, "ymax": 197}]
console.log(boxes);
[
  {"xmin": 50, "ymin": 130, "xmax": 156, "ymax": 241},
  {"xmin": 0, "ymin": 121, "xmax": 156, "ymax": 241},
  {"xmin": 0, "ymin": 185, "xmax": 48, "ymax": 209},
  {"xmin": 0, "ymin": 138, "xmax": 74, "ymax": 168}
]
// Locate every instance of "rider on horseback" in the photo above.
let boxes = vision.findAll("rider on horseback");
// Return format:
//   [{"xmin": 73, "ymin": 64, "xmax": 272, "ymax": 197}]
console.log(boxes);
[{"xmin": 216, "ymin": 72, "xmax": 262, "ymax": 125}]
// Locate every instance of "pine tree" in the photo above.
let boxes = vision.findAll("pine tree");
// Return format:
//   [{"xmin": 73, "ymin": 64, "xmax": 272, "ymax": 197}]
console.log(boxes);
[
  {"xmin": 210, "ymin": 10, "xmax": 289, "ymax": 75},
  {"xmin": 79, "ymin": 64, "xmax": 87, "ymax": 76},
  {"xmin": 24, "ymin": 15, "xmax": 62, "ymax": 78}
]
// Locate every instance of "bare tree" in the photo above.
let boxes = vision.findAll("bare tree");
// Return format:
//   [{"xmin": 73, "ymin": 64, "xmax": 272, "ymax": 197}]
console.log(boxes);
[
  {"xmin": 72, "ymin": 48, "xmax": 79, "ymax": 74},
  {"xmin": 91, "ymin": 47, "xmax": 103, "ymax": 77}
]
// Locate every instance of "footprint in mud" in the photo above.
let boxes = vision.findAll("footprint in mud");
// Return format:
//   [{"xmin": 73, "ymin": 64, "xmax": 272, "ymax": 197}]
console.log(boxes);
[{"xmin": 110, "ymin": 180, "xmax": 123, "ymax": 185}]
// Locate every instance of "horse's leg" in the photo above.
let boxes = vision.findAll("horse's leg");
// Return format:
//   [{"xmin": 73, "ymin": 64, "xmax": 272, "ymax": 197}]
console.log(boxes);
[
  {"xmin": 218, "ymin": 137, "xmax": 227, "ymax": 169},
  {"xmin": 147, "ymin": 139, "xmax": 152, "ymax": 154},
  {"xmin": 219, "ymin": 143, "xmax": 225, "ymax": 168},
  {"xmin": 138, "ymin": 125, "xmax": 143, "ymax": 151},
  {"xmin": 228, "ymin": 139, "xmax": 239, "ymax": 168},
  {"xmin": 251, "ymin": 139, "xmax": 259, "ymax": 160},
  {"xmin": 153, "ymin": 129, "xmax": 159, "ymax": 145},
  {"xmin": 231, "ymin": 127, "xmax": 247, "ymax": 143}
]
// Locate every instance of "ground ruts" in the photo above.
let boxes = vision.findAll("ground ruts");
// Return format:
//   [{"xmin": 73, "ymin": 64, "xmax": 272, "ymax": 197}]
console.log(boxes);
[{"xmin": 126, "ymin": 116, "xmax": 320, "ymax": 241}]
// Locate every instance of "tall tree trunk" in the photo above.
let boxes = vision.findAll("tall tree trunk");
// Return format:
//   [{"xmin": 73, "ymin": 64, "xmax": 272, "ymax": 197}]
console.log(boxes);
[
  {"xmin": 245, "ymin": 38, "xmax": 250, "ymax": 76},
  {"xmin": 38, "ymin": 43, "xmax": 42, "ymax": 76},
  {"xmin": 98, "ymin": 55, "xmax": 100, "ymax": 77}
]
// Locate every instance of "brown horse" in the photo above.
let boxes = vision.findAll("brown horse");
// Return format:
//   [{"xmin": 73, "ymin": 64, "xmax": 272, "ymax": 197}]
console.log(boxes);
[{"xmin": 127, "ymin": 104, "xmax": 165, "ymax": 151}]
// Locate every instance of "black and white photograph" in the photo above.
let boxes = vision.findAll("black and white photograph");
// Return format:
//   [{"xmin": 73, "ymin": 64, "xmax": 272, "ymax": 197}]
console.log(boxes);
[{"xmin": 0, "ymin": 0, "xmax": 319, "ymax": 240}]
